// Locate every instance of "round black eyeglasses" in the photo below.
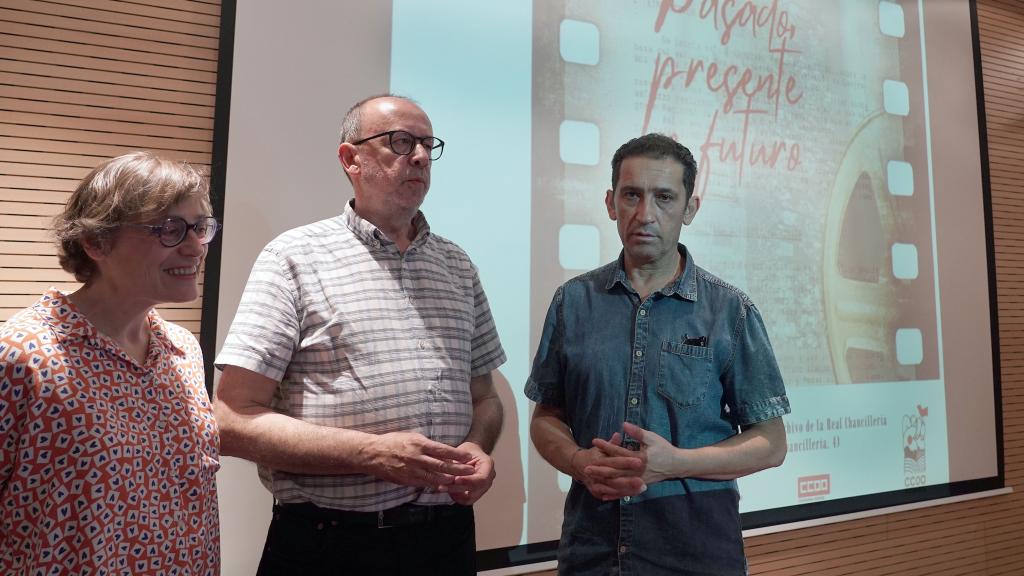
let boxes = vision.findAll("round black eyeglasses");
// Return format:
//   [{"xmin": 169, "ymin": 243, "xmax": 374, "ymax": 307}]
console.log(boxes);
[
  {"xmin": 129, "ymin": 216, "xmax": 221, "ymax": 248},
  {"xmin": 351, "ymin": 130, "xmax": 445, "ymax": 161}
]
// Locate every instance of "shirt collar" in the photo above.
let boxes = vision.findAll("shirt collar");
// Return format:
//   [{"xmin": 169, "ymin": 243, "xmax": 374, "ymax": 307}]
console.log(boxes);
[
  {"xmin": 33, "ymin": 288, "xmax": 187, "ymax": 357},
  {"xmin": 604, "ymin": 244, "xmax": 699, "ymax": 301},
  {"xmin": 341, "ymin": 199, "xmax": 431, "ymax": 249},
  {"xmin": 33, "ymin": 288, "xmax": 94, "ymax": 342},
  {"xmin": 147, "ymin": 312, "xmax": 187, "ymax": 357}
]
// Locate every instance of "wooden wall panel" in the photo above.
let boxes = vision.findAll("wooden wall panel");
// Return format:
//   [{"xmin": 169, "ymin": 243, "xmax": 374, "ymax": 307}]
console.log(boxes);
[{"xmin": 0, "ymin": 0, "xmax": 218, "ymax": 339}]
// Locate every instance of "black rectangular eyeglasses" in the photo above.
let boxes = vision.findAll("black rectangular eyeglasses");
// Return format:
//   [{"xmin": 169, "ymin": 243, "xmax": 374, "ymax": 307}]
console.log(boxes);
[{"xmin": 351, "ymin": 130, "xmax": 445, "ymax": 161}]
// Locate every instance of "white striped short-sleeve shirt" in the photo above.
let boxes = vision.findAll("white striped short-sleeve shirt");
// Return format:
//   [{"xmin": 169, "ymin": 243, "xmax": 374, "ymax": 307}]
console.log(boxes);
[{"xmin": 215, "ymin": 202, "xmax": 506, "ymax": 511}]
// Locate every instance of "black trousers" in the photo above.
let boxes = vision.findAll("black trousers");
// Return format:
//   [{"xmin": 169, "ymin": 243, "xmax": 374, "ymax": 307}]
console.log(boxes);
[{"xmin": 256, "ymin": 502, "xmax": 477, "ymax": 576}]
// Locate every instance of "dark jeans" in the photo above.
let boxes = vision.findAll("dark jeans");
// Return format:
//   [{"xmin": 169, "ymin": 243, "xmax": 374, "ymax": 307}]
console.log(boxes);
[
  {"xmin": 558, "ymin": 487, "xmax": 747, "ymax": 576},
  {"xmin": 256, "ymin": 502, "xmax": 477, "ymax": 576}
]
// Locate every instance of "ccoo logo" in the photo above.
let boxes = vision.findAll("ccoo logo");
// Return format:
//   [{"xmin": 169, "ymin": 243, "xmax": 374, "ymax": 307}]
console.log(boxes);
[
  {"xmin": 797, "ymin": 474, "xmax": 830, "ymax": 498},
  {"xmin": 903, "ymin": 404, "xmax": 927, "ymax": 487}
]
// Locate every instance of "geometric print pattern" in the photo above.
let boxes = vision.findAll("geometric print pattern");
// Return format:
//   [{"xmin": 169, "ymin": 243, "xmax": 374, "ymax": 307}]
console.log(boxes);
[{"xmin": 0, "ymin": 289, "xmax": 220, "ymax": 575}]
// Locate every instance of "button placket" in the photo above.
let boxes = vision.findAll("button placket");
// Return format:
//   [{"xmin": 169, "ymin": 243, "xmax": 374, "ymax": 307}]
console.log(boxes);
[{"xmin": 626, "ymin": 300, "xmax": 651, "ymax": 423}]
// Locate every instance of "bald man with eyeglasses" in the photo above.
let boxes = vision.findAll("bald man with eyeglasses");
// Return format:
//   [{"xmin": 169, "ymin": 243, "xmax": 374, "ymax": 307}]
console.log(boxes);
[{"xmin": 214, "ymin": 95, "xmax": 506, "ymax": 576}]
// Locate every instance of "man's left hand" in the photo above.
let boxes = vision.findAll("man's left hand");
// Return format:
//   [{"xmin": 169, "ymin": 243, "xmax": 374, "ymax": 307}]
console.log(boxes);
[
  {"xmin": 609, "ymin": 422, "xmax": 681, "ymax": 485},
  {"xmin": 448, "ymin": 442, "xmax": 496, "ymax": 505}
]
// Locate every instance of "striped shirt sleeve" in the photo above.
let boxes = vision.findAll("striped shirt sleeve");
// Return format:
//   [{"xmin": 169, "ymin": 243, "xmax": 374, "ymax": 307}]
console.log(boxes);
[
  {"xmin": 468, "ymin": 264, "xmax": 506, "ymax": 376},
  {"xmin": 215, "ymin": 245, "xmax": 302, "ymax": 382}
]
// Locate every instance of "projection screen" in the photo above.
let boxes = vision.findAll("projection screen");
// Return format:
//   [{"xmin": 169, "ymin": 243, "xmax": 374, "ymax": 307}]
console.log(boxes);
[{"xmin": 215, "ymin": 0, "xmax": 1002, "ymax": 572}]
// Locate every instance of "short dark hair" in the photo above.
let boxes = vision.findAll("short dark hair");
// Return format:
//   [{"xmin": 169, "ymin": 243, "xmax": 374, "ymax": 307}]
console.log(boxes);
[{"xmin": 611, "ymin": 133, "xmax": 698, "ymax": 201}]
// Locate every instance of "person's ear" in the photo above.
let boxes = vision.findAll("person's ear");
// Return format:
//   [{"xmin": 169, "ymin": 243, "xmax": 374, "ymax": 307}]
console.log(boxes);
[
  {"xmin": 80, "ymin": 233, "xmax": 111, "ymax": 261},
  {"xmin": 682, "ymin": 194, "xmax": 700, "ymax": 225},
  {"xmin": 338, "ymin": 142, "xmax": 359, "ymax": 178},
  {"xmin": 605, "ymin": 189, "xmax": 617, "ymax": 221}
]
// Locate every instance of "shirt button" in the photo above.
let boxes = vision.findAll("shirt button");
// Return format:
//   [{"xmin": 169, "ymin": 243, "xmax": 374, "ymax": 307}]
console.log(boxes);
[
  {"xmin": 639, "ymin": 309, "xmax": 647, "ymax": 316},
  {"xmin": 630, "ymin": 397, "xmax": 638, "ymax": 406},
  {"xmin": 623, "ymin": 496, "xmax": 631, "ymax": 503},
  {"xmin": 418, "ymin": 340, "xmax": 429, "ymax": 350},
  {"xmin": 634, "ymin": 350, "xmax": 642, "ymax": 358},
  {"xmin": 619, "ymin": 545, "xmax": 628, "ymax": 554}
]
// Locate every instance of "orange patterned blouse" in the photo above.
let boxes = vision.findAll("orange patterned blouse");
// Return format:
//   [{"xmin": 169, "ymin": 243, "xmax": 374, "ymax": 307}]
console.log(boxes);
[{"xmin": 0, "ymin": 289, "xmax": 220, "ymax": 575}]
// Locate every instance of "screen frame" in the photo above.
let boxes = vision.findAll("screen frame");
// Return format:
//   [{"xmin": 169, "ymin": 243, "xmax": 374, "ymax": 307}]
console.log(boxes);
[{"xmin": 203, "ymin": 0, "xmax": 1005, "ymax": 571}]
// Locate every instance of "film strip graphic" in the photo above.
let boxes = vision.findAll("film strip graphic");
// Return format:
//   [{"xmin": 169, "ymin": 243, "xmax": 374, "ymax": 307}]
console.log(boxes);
[
  {"xmin": 821, "ymin": 0, "xmax": 939, "ymax": 385},
  {"xmin": 531, "ymin": 0, "xmax": 939, "ymax": 388}
]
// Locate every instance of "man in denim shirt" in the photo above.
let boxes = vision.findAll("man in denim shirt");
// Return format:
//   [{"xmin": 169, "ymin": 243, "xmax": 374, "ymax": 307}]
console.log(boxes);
[{"xmin": 527, "ymin": 134, "xmax": 790, "ymax": 575}]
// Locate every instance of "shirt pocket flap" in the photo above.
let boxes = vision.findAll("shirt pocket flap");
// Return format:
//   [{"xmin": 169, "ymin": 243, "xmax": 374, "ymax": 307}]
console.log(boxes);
[{"xmin": 657, "ymin": 341, "xmax": 714, "ymax": 408}]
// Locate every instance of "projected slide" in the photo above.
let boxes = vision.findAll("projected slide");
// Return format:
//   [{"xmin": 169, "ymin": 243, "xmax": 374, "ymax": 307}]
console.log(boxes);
[
  {"xmin": 389, "ymin": 0, "xmax": 973, "ymax": 549},
  {"xmin": 221, "ymin": 0, "xmax": 998, "ymax": 567},
  {"xmin": 530, "ymin": 1, "xmax": 939, "ymax": 386}
]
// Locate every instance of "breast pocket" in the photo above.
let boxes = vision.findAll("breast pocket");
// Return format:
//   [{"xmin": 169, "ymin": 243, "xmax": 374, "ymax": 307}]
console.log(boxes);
[{"xmin": 657, "ymin": 341, "xmax": 713, "ymax": 409}]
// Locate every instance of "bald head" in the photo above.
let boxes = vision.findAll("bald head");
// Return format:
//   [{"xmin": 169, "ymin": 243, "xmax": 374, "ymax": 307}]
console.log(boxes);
[{"xmin": 340, "ymin": 94, "xmax": 422, "ymax": 145}]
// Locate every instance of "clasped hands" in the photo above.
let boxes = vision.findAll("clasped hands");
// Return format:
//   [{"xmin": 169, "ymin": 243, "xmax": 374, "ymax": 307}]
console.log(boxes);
[
  {"xmin": 573, "ymin": 422, "xmax": 678, "ymax": 501},
  {"xmin": 364, "ymin": 432, "xmax": 494, "ymax": 505}
]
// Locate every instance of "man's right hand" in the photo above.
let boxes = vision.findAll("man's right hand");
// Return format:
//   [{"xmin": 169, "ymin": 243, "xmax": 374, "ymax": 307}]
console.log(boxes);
[
  {"xmin": 362, "ymin": 431, "xmax": 478, "ymax": 489},
  {"xmin": 574, "ymin": 432, "xmax": 647, "ymax": 501}
]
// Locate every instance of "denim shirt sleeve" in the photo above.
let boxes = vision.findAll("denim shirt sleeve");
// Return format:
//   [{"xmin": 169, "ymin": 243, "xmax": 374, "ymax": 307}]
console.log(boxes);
[
  {"xmin": 723, "ymin": 301, "xmax": 791, "ymax": 426},
  {"xmin": 524, "ymin": 286, "xmax": 566, "ymax": 408}
]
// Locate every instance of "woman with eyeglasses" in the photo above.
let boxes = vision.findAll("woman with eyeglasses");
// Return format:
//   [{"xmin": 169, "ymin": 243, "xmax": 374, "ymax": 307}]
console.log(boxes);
[{"xmin": 0, "ymin": 152, "xmax": 221, "ymax": 575}]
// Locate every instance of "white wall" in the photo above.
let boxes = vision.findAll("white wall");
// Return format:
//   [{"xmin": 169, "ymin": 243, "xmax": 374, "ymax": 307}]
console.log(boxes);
[{"xmin": 216, "ymin": 3, "xmax": 389, "ymax": 574}]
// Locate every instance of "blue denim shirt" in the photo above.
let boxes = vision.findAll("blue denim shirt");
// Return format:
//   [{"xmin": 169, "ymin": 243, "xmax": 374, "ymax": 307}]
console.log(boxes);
[{"xmin": 526, "ymin": 245, "xmax": 790, "ymax": 576}]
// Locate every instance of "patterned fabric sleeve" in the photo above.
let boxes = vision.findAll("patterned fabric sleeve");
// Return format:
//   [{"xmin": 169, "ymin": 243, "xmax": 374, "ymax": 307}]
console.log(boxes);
[
  {"xmin": 0, "ymin": 326, "xmax": 29, "ymax": 489},
  {"xmin": 163, "ymin": 320, "xmax": 220, "ymax": 455}
]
